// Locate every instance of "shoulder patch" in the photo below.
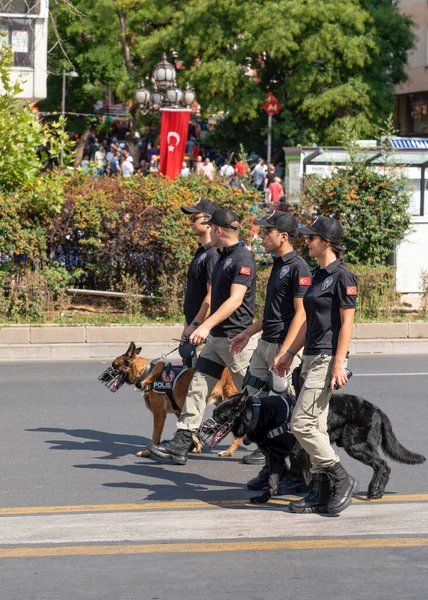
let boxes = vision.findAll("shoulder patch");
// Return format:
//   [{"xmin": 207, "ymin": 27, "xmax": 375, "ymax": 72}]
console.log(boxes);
[
  {"xmin": 321, "ymin": 276, "xmax": 334, "ymax": 291},
  {"xmin": 198, "ymin": 252, "xmax": 207, "ymax": 264},
  {"xmin": 299, "ymin": 276, "xmax": 311, "ymax": 286},
  {"xmin": 240, "ymin": 266, "xmax": 251, "ymax": 276},
  {"xmin": 346, "ymin": 286, "xmax": 357, "ymax": 296}
]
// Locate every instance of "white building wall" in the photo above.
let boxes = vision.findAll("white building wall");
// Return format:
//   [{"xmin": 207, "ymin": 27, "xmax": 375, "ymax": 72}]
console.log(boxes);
[{"xmin": 396, "ymin": 217, "xmax": 428, "ymax": 293}]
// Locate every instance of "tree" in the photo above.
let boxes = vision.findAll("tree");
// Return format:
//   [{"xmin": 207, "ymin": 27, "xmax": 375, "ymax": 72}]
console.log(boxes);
[{"xmin": 43, "ymin": 0, "xmax": 414, "ymax": 151}]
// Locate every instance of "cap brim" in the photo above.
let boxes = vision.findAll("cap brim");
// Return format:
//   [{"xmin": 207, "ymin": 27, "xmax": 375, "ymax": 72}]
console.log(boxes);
[
  {"xmin": 298, "ymin": 226, "xmax": 315, "ymax": 235},
  {"xmin": 181, "ymin": 206, "xmax": 201, "ymax": 214},
  {"xmin": 253, "ymin": 219, "xmax": 271, "ymax": 227}
]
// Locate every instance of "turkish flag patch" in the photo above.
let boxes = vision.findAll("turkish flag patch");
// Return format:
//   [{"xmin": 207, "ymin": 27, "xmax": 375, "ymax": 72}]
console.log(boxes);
[
  {"xmin": 346, "ymin": 286, "xmax": 357, "ymax": 296},
  {"xmin": 299, "ymin": 277, "xmax": 311, "ymax": 286},
  {"xmin": 240, "ymin": 266, "xmax": 251, "ymax": 276}
]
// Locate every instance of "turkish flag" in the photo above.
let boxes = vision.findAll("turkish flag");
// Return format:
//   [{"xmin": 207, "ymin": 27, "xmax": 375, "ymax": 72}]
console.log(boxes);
[
  {"xmin": 346, "ymin": 286, "xmax": 357, "ymax": 296},
  {"xmin": 159, "ymin": 109, "xmax": 190, "ymax": 179},
  {"xmin": 299, "ymin": 277, "xmax": 311, "ymax": 286}
]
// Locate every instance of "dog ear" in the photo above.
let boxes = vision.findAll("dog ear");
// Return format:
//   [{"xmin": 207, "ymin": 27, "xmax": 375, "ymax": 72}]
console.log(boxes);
[
  {"xmin": 135, "ymin": 347, "xmax": 142, "ymax": 355},
  {"xmin": 125, "ymin": 341, "xmax": 136, "ymax": 357}
]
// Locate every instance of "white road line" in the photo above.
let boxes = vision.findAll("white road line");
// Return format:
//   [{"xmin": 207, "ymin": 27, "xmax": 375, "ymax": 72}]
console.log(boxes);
[
  {"xmin": 0, "ymin": 503, "xmax": 427, "ymax": 546},
  {"xmin": 354, "ymin": 372, "xmax": 428, "ymax": 377}
]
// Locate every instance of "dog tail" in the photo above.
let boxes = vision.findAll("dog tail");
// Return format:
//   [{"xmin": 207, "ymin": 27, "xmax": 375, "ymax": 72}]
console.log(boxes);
[{"xmin": 380, "ymin": 409, "xmax": 426, "ymax": 465}]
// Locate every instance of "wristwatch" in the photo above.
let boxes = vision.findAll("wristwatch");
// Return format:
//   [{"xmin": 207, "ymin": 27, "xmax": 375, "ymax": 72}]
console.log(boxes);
[{"xmin": 192, "ymin": 321, "xmax": 201, "ymax": 328}]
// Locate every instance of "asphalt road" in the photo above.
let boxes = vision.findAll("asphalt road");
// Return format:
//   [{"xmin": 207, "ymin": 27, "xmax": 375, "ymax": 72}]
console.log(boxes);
[{"xmin": 1, "ymin": 355, "xmax": 428, "ymax": 600}]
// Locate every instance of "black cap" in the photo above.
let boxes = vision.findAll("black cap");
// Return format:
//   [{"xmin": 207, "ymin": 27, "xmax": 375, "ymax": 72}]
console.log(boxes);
[
  {"xmin": 298, "ymin": 215, "xmax": 344, "ymax": 244},
  {"xmin": 254, "ymin": 211, "xmax": 297, "ymax": 235},
  {"xmin": 202, "ymin": 208, "xmax": 240, "ymax": 230},
  {"xmin": 181, "ymin": 198, "xmax": 218, "ymax": 215}
]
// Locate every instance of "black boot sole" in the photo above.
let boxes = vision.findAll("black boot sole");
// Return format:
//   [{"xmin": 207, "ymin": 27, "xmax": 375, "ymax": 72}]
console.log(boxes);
[
  {"xmin": 148, "ymin": 445, "xmax": 188, "ymax": 465},
  {"xmin": 241, "ymin": 455, "xmax": 266, "ymax": 465}
]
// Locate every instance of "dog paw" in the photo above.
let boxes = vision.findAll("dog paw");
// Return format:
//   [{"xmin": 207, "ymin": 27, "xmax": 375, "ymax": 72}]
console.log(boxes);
[
  {"xmin": 218, "ymin": 450, "xmax": 232, "ymax": 457},
  {"xmin": 136, "ymin": 449, "xmax": 151, "ymax": 458},
  {"xmin": 191, "ymin": 446, "xmax": 202, "ymax": 454}
]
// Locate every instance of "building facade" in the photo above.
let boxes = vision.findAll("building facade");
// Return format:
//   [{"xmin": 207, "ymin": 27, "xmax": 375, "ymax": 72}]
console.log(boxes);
[
  {"xmin": 0, "ymin": 0, "xmax": 49, "ymax": 101},
  {"xmin": 395, "ymin": 0, "xmax": 428, "ymax": 136}
]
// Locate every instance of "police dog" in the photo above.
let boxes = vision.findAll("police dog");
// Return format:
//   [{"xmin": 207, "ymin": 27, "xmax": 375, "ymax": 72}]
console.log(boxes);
[
  {"xmin": 112, "ymin": 342, "xmax": 239, "ymax": 458},
  {"xmin": 208, "ymin": 388, "xmax": 426, "ymax": 502}
]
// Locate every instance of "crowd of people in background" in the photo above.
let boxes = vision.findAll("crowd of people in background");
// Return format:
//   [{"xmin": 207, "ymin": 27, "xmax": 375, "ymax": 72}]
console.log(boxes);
[{"xmin": 80, "ymin": 131, "xmax": 288, "ymax": 206}]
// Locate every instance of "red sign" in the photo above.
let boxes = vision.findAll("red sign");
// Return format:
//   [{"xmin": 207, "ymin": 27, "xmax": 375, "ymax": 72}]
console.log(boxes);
[
  {"xmin": 263, "ymin": 92, "xmax": 282, "ymax": 115},
  {"xmin": 159, "ymin": 109, "xmax": 190, "ymax": 179}
]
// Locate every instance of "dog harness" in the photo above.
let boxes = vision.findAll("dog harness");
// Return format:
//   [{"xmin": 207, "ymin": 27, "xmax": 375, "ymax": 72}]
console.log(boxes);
[
  {"xmin": 247, "ymin": 394, "xmax": 296, "ymax": 440},
  {"xmin": 135, "ymin": 362, "xmax": 188, "ymax": 412}
]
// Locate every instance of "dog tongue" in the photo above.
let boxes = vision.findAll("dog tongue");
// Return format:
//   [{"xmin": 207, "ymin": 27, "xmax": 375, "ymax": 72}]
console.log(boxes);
[
  {"xmin": 210, "ymin": 424, "xmax": 230, "ymax": 448},
  {"xmin": 112, "ymin": 372, "xmax": 126, "ymax": 393}
]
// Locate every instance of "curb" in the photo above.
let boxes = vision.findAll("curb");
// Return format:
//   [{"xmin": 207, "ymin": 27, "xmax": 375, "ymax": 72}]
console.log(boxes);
[{"xmin": 0, "ymin": 324, "xmax": 428, "ymax": 360}]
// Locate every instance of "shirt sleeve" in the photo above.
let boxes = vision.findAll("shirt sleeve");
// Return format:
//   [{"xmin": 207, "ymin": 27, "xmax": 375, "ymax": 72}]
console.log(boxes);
[
  {"xmin": 336, "ymin": 270, "xmax": 358, "ymax": 309},
  {"xmin": 292, "ymin": 263, "xmax": 312, "ymax": 297},
  {"xmin": 205, "ymin": 250, "xmax": 219, "ymax": 284},
  {"xmin": 231, "ymin": 260, "xmax": 255, "ymax": 288}
]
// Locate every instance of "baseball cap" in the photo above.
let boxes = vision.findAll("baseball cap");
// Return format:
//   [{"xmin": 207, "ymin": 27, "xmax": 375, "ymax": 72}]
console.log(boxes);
[
  {"xmin": 202, "ymin": 208, "xmax": 240, "ymax": 230},
  {"xmin": 298, "ymin": 215, "xmax": 344, "ymax": 244},
  {"xmin": 181, "ymin": 198, "xmax": 218, "ymax": 216},
  {"xmin": 254, "ymin": 211, "xmax": 297, "ymax": 235}
]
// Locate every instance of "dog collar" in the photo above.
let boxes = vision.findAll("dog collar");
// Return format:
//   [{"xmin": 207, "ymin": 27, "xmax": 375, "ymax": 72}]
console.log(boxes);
[{"xmin": 246, "ymin": 396, "xmax": 261, "ymax": 433}]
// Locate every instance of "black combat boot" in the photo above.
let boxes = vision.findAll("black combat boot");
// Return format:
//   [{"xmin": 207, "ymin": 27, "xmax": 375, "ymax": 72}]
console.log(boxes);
[
  {"xmin": 288, "ymin": 473, "xmax": 330, "ymax": 514},
  {"xmin": 241, "ymin": 448, "xmax": 266, "ymax": 465},
  {"xmin": 149, "ymin": 430, "xmax": 193, "ymax": 465},
  {"xmin": 326, "ymin": 462, "xmax": 359, "ymax": 514},
  {"xmin": 278, "ymin": 472, "xmax": 308, "ymax": 495},
  {"xmin": 247, "ymin": 464, "xmax": 269, "ymax": 490}
]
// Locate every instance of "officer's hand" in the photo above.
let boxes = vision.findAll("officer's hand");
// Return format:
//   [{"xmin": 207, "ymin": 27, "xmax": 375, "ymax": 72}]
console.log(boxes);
[
  {"xmin": 183, "ymin": 323, "xmax": 195, "ymax": 339},
  {"xmin": 189, "ymin": 324, "xmax": 210, "ymax": 346},
  {"xmin": 229, "ymin": 332, "xmax": 250, "ymax": 355},
  {"xmin": 330, "ymin": 363, "xmax": 348, "ymax": 390},
  {"xmin": 273, "ymin": 353, "xmax": 293, "ymax": 377},
  {"xmin": 270, "ymin": 352, "xmax": 285, "ymax": 372}
]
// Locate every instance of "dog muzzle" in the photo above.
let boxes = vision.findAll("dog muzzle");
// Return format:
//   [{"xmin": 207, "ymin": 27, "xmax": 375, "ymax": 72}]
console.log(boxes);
[
  {"xmin": 198, "ymin": 417, "xmax": 233, "ymax": 448},
  {"xmin": 98, "ymin": 366, "xmax": 127, "ymax": 393}
]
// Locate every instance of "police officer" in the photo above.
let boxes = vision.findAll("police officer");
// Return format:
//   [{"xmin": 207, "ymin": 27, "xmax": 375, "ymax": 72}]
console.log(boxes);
[
  {"xmin": 275, "ymin": 215, "xmax": 358, "ymax": 514},
  {"xmin": 149, "ymin": 208, "xmax": 257, "ymax": 465},
  {"xmin": 229, "ymin": 211, "xmax": 311, "ymax": 487},
  {"xmin": 181, "ymin": 198, "xmax": 220, "ymax": 350}
]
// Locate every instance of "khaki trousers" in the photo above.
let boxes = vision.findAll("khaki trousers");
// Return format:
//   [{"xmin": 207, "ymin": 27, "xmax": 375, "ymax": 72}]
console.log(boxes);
[
  {"xmin": 177, "ymin": 333, "xmax": 257, "ymax": 431},
  {"xmin": 247, "ymin": 338, "xmax": 301, "ymax": 395},
  {"xmin": 290, "ymin": 354, "xmax": 346, "ymax": 473}
]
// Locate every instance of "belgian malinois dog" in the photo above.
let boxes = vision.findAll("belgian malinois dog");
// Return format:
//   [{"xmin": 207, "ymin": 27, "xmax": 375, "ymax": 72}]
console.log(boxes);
[{"xmin": 112, "ymin": 342, "xmax": 239, "ymax": 457}]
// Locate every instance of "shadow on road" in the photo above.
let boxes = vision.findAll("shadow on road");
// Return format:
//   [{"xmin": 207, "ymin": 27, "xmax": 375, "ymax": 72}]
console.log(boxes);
[{"xmin": 26, "ymin": 427, "xmax": 150, "ymax": 460}]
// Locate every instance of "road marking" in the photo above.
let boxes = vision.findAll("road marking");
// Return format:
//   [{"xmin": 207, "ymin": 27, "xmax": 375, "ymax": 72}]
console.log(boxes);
[
  {"xmin": 1, "ymin": 494, "xmax": 428, "ymax": 516},
  {"xmin": 1, "ymin": 503, "xmax": 428, "ymax": 546},
  {"xmin": 1, "ymin": 537, "xmax": 428, "ymax": 558},
  {"xmin": 354, "ymin": 372, "xmax": 428, "ymax": 377}
]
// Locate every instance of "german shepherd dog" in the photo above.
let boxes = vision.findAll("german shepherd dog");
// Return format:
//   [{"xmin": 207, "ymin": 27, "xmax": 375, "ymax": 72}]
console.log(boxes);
[
  {"xmin": 209, "ymin": 389, "xmax": 426, "ymax": 502},
  {"xmin": 112, "ymin": 342, "xmax": 238, "ymax": 458}
]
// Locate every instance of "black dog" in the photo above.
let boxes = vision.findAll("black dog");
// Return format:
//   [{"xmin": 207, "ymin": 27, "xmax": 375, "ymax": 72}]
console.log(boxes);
[{"xmin": 211, "ymin": 389, "xmax": 426, "ymax": 503}]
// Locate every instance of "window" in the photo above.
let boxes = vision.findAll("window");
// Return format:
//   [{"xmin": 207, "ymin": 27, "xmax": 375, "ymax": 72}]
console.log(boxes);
[
  {"xmin": 0, "ymin": 17, "xmax": 34, "ymax": 67},
  {"xmin": 0, "ymin": 1, "xmax": 39, "ymax": 15}
]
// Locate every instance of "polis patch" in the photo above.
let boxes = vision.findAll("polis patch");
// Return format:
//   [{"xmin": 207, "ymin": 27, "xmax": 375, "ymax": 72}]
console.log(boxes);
[
  {"xmin": 198, "ymin": 252, "xmax": 207, "ymax": 265},
  {"xmin": 279, "ymin": 265, "xmax": 290, "ymax": 279},
  {"xmin": 223, "ymin": 257, "xmax": 233, "ymax": 270},
  {"xmin": 321, "ymin": 276, "xmax": 334, "ymax": 291}
]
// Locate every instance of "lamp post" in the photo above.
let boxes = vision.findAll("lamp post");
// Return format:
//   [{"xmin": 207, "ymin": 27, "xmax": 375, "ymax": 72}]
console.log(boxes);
[
  {"xmin": 135, "ymin": 53, "xmax": 196, "ymax": 112},
  {"xmin": 61, "ymin": 70, "xmax": 79, "ymax": 165}
]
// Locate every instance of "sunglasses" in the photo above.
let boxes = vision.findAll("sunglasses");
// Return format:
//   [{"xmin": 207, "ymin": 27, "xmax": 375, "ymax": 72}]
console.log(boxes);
[
  {"xmin": 260, "ymin": 227, "xmax": 277, "ymax": 235},
  {"xmin": 189, "ymin": 215, "xmax": 206, "ymax": 223}
]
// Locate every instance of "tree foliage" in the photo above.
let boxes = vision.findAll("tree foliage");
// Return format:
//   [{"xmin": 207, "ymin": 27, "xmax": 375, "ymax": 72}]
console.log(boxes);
[
  {"xmin": 301, "ymin": 139, "xmax": 412, "ymax": 266},
  {"xmin": 44, "ymin": 0, "xmax": 413, "ymax": 149}
]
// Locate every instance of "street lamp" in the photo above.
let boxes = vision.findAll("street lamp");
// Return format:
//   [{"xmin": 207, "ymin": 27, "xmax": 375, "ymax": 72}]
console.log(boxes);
[
  {"xmin": 61, "ymin": 70, "xmax": 79, "ymax": 165},
  {"xmin": 135, "ymin": 53, "xmax": 196, "ymax": 111}
]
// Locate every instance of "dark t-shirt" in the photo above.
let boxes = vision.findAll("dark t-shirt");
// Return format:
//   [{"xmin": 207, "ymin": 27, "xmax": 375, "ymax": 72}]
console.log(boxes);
[
  {"xmin": 210, "ymin": 243, "xmax": 256, "ymax": 338},
  {"xmin": 183, "ymin": 243, "xmax": 219, "ymax": 325},
  {"xmin": 262, "ymin": 250, "xmax": 311, "ymax": 343},
  {"xmin": 303, "ymin": 260, "xmax": 357, "ymax": 355}
]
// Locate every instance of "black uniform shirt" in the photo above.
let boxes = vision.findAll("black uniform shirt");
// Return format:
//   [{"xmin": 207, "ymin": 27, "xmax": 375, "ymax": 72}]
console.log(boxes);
[
  {"xmin": 303, "ymin": 259, "xmax": 357, "ymax": 356},
  {"xmin": 183, "ymin": 243, "xmax": 219, "ymax": 325},
  {"xmin": 262, "ymin": 250, "xmax": 312, "ymax": 343},
  {"xmin": 210, "ymin": 242, "xmax": 256, "ymax": 338}
]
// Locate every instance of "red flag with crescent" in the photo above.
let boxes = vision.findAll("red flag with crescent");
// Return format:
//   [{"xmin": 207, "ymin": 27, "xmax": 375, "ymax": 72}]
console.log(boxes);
[{"xmin": 159, "ymin": 109, "xmax": 190, "ymax": 179}]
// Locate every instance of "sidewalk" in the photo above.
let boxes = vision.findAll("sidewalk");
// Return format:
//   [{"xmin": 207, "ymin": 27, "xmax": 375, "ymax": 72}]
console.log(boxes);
[{"xmin": 1, "ymin": 323, "xmax": 428, "ymax": 359}]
